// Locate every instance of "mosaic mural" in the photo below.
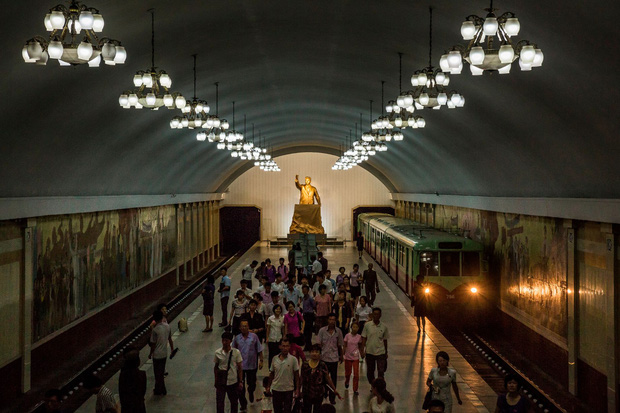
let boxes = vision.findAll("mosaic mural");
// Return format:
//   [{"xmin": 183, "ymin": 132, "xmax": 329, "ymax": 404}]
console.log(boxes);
[
  {"xmin": 32, "ymin": 206, "xmax": 177, "ymax": 341},
  {"xmin": 435, "ymin": 206, "xmax": 568, "ymax": 340}
]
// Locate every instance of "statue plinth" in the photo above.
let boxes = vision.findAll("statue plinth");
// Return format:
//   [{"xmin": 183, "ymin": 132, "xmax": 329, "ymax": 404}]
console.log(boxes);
[{"xmin": 289, "ymin": 204, "xmax": 325, "ymax": 234}]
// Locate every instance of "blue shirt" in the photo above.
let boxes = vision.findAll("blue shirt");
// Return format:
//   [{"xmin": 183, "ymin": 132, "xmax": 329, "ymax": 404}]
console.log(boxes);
[
  {"xmin": 221, "ymin": 275, "xmax": 232, "ymax": 298},
  {"xmin": 283, "ymin": 288, "xmax": 301, "ymax": 309},
  {"xmin": 302, "ymin": 294, "xmax": 316, "ymax": 314},
  {"xmin": 233, "ymin": 332, "xmax": 263, "ymax": 370}
]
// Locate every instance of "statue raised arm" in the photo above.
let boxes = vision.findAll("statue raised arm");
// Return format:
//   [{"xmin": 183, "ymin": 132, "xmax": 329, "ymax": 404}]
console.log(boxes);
[{"xmin": 295, "ymin": 175, "xmax": 320, "ymax": 205}]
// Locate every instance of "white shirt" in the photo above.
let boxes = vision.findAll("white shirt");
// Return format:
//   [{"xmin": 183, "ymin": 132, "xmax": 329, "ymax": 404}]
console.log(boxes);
[
  {"xmin": 312, "ymin": 260, "xmax": 322, "ymax": 275},
  {"xmin": 243, "ymin": 264, "xmax": 255, "ymax": 281},
  {"xmin": 214, "ymin": 347, "xmax": 243, "ymax": 385},
  {"xmin": 369, "ymin": 396, "xmax": 395, "ymax": 413},
  {"xmin": 267, "ymin": 315, "xmax": 284, "ymax": 342},
  {"xmin": 272, "ymin": 281, "xmax": 285, "ymax": 294},
  {"xmin": 312, "ymin": 279, "xmax": 333, "ymax": 296},
  {"xmin": 356, "ymin": 304, "xmax": 373, "ymax": 321},
  {"xmin": 270, "ymin": 353, "xmax": 300, "ymax": 392},
  {"xmin": 150, "ymin": 322, "xmax": 171, "ymax": 359}
]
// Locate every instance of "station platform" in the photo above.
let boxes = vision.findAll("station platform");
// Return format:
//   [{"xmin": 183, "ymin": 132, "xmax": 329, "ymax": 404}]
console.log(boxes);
[{"xmin": 77, "ymin": 244, "xmax": 497, "ymax": 413}]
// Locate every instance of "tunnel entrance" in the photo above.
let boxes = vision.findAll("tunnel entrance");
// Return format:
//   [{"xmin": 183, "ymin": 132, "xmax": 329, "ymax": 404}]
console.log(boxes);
[{"xmin": 219, "ymin": 206, "xmax": 261, "ymax": 254}]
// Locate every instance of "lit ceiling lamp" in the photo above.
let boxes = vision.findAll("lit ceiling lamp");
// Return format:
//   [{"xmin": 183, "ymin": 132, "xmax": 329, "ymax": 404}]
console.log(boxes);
[
  {"xmin": 384, "ymin": 53, "xmax": 430, "ymax": 129},
  {"xmin": 252, "ymin": 132, "xmax": 277, "ymax": 171},
  {"xmin": 171, "ymin": 55, "xmax": 210, "ymax": 131},
  {"xmin": 201, "ymin": 83, "xmax": 230, "ymax": 146},
  {"xmin": 441, "ymin": 0, "xmax": 543, "ymax": 75},
  {"xmin": 360, "ymin": 102, "xmax": 386, "ymax": 153},
  {"xmin": 371, "ymin": 82, "xmax": 403, "ymax": 145},
  {"xmin": 224, "ymin": 102, "xmax": 244, "ymax": 151},
  {"xmin": 23, "ymin": 0, "xmax": 125, "ymax": 67},
  {"xmin": 119, "ymin": 9, "xmax": 185, "ymax": 110},
  {"xmin": 238, "ymin": 120, "xmax": 258, "ymax": 160}
]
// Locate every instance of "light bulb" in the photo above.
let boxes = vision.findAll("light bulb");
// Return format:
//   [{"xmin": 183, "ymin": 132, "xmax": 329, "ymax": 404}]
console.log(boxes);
[
  {"xmin": 520, "ymin": 45, "xmax": 536, "ymax": 64},
  {"xmin": 457, "ymin": 96, "xmax": 465, "ymax": 107},
  {"xmin": 133, "ymin": 74, "xmax": 143, "ymax": 87},
  {"xmin": 443, "ymin": 73, "xmax": 450, "ymax": 86},
  {"xmin": 88, "ymin": 54, "xmax": 101, "ymax": 67},
  {"xmin": 92, "ymin": 14, "xmax": 104, "ymax": 32},
  {"xmin": 50, "ymin": 10, "xmax": 65, "ymax": 30},
  {"xmin": 397, "ymin": 95, "xmax": 405, "ymax": 107},
  {"xmin": 170, "ymin": 118, "xmax": 180, "ymax": 128},
  {"xmin": 72, "ymin": 19, "xmax": 82, "ymax": 34},
  {"xmin": 404, "ymin": 94, "xmax": 414, "ymax": 107},
  {"xmin": 197, "ymin": 132, "xmax": 206, "ymax": 141},
  {"xmin": 498, "ymin": 45, "xmax": 515, "ymax": 64},
  {"xmin": 77, "ymin": 40, "xmax": 93, "ymax": 60},
  {"xmin": 483, "ymin": 16, "xmax": 498, "ymax": 36},
  {"xmin": 114, "ymin": 46, "xmax": 126, "ymax": 64},
  {"xmin": 461, "ymin": 21, "xmax": 476, "ymax": 40},
  {"xmin": 417, "ymin": 118, "xmax": 426, "ymax": 128},
  {"xmin": 450, "ymin": 94, "xmax": 461, "ymax": 105},
  {"xmin": 469, "ymin": 46, "xmax": 485, "ymax": 65},
  {"xmin": 504, "ymin": 18, "xmax": 520, "ymax": 36},
  {"xmin": 181, "ymin": 118, "xmax": 189, "ymax": 127},
  {"xmin": 78, "ymin": 11, "xmax": 94, "ymax": 30},
  {"xmin": 47, "ymin": 40, "xmax": 63, "ymax": 60}
]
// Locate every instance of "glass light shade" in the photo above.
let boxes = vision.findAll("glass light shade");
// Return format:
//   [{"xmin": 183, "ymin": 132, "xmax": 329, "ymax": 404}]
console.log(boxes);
[
  {"xmin": 114, "ymin": 46, "xmax": 126, "ymax": 64},
  {"xmin": 404, "ymin": 94, "xmax": 414, "ymax": 107},
  {"xmin": 231, "ymin": 151, "xmax": 239, "ymax": 157},
  {"xmin": 439, "ymin": 54, "xmax": 450, "ymax": 72},
  {"xmin": 532, "ymin": 49, "xmax": 544, "ymax": 67},
  {"xmin": 44, "ymin": 14, "xmax": 53, "ymax": 31},
  {"xmin": 417, "ymin": 118, "xmax": 426, "ymax": 128},
  {"xmin": 47, "ymin": 40, "xmax": 63, "ymax": 59},
  {"xmin": 92, "ymin": 14, "xmax": 104, "ymax": 32},
  {"xmin": 217, "ymin": 142, "xmax": 225, "ymax": 150},
  {"xmin": 450, "ymin": 61, "xmax": 463, "ymax": 75},
  {"xmin": 394, "ymin": 117, "xmax": 402, "ymax": 127},
  {"xmin": 417, "ymin": 72, "xmax": 427, "ymax": 85},
  {"xmin": 27, "ymin": 41, "xmax": 43, "ymax": 60},
  {"xmin": 72, "ymin": 19, "xmax": 82, "ymax": 34},
  {"xmin": 128, "ymin": 94, "xmax": 138, "ymax": 106},
  {"xmin": 175, "ymin": 96, "xmax": 186, "ymax": 109},
  {"xmin": 470, "ymin": 65, "xmax": 484, "ymax": 75},
  {"xmin": 181, "ymin": 118, "xmax": 189, "ymax": 127},
  {"xmin": 119, "ymin": 94, "xmax": 129, "ymax": 106},
  {"xmin": 22, "ymin": 46, "xmax": 36, "ymax": 62},
  {"xmin": 36, "ymin": 51, "xmax": 49, "ymax": 66},
  {"xmin": 435, "ymin": 72, "xmax": 446, "ymax": 84},
  {"xmin": 163, "ymin": 94, "xmax": 174, "ymax": 107},
  {"xmin": 78, "ymin": 11, "xmax": 94, "ymax": 29},
  {"xmin": 469, "ymin": 46, "xmax": 485, "ymax": 65},
  {"xmin": 450, "ymin": 94, "xmax": 461, "ymax": 105},
  {"xmin": 159, "ymin": 73, "xmax": 172, "ymax": 88},
  {"xmin": 101, "ymin": 42, "xmax": 116, "ymax": 60},
  {"xmin": 77, "ymin": 41, "xmax": 93, "ymax": 60},
  {"xmin": 142, "ymin": 73, "xmax": 153, "ymax": 87},
  {"xmin": 59, "ymin": 59, "xmax": 71, "ymax": 66},
  {"xmin": 498, "ymin": 45, "xmax": 515, "ymax": 63},
  {"xmin": 213, "ymin": 118, "xmax": 221, "ymax": 128},
  {"xmin": 133, "ymin": 74, "xmax": 143, "ymax": 87},
  {"xmin": 393, "ymin": 132, "xmax": 404, "ymax": 141},
  {"xmin": 145, "ymin": 93, "xmax": 156, "ymax": 106},
  {"xmin": 385, "ymin": 133, "xmax": 392, "ymax": 142},
  {"xmin": 483, "ymin": 16, "xmax": 498, "ymax": 36},
  {"xmin": 504, "ymin": 18, "xmax": 520, "ymax": 36},
  {"xmin": 181, "ymin": 105, "xmax": 191, "ymax": 114},
  {"xmin": 221, "ymin": 120, "xmax": 230, "ymax": 130},
  {"xmin": 197, "ymin": 132, "xmax": 206, "ymax": 141},
  {"xmin": 414, "ymin": 102, "xmax": 423, "ymax": 110},
  {"xmin": 461, "ymin": 21, "xmax": 476, "ymax": 40},
  {"xmin": 88, "ymin": 54, "xmax": 101, "ymax": 67},
  {"xmin": 498, "ymin": 64, "xmax": 511, "ymax": 74},
  {"xmin": 457, "ymin": 96, "xmax": 465, "ymax": 107},
  {"xmin": 419, "ymin": 93, "xmax": 430, "ymax": 106},
  {"xmin": 50, "ymin": 10, "xmax": 65, "ymax": 30},
  {"xmin": 447, "ymin": 50, "xmax": 462, "ymax": 69},
  {"xmin": 520, "ymin": 45, "xmax": 536, "ymax": 64},
  {"xmin": 393, "ymin": 105, "xmax": 401, "ymax": 113},
  {"xmin": 443, "ymin": 74, "xmax": 450, "ymax": 86},
  {"xmin": 396, "ymin": 95, "xmax": 406, "ymax": 107},
  {"xmin": 411, "ymin": 75, "xmax": 419, "ymax": 87},
  {"xmin": 437, "ymin": 92, "xmax": 448, "ymax": 105},
  {"xmin": 519, "ymin": 58, "xmax": 532, "ymax": 71},
  {"xmin": 195, "ymin": 102, "xmax": 203, "ymax": 112},
  {"xmin": 170, "ymin": 118, "xmax": 180, "ymax": 128}
]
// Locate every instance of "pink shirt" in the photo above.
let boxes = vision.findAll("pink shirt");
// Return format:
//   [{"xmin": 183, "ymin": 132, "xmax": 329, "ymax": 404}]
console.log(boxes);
[
  {"xmin": 343, "ymin": 333, "xmax": 362, "ymax": 360},
  {"xmin": 315, "ymin": 294, "xmax": 333, "ymax": 317},
  {"xmin": 284, "ymin": 311, "xmax": 303, "ymax": 337}
]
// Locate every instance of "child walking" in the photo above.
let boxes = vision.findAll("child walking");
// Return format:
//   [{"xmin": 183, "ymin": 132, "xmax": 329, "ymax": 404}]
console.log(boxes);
[
  {"xmin": 343, "ymin": 321, "xmax": 363, "ymax": 395},
  {"xmin": 256, "ymin": 376, "xmax": 273, "ymax": 413}
]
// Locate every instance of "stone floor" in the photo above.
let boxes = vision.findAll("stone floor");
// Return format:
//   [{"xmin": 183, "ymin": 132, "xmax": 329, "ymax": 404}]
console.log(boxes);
[{"xmin": 77, "ymin": 243, "xmax": 497, "ymax": 413}]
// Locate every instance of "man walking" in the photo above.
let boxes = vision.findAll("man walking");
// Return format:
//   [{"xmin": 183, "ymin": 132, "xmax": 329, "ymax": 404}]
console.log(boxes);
[
  {"xmin": 301, "ymin": 284, "xmax": 316, "ymax": 350},
  {"xmin": 361, "ymin": 307, "xmax": 389, "ymax": 384},
  {"xmin": 233, "ymin": 320, "xmax": 264, "ymax": 412},
  {"xmin": 243, "ymin": 260, "xmax": 258, "ymax": 290},
  {"xmin": 317, "ymin": 313, "xmax": 344, "ymax": 405},
  {"xmin": 219, "ymin": 267, "xmax": 232, "ymax": 327},
  {"xmin": 317, "ymin": 251, "xmax": 328, "ymax": 273},
  {"xmin": 149, "ymin": 310, "xmax": 173, "ymax": 395},
  {"xmin": 363, "ymin": 263, "xmax": 379, "ymax": 306},
  {"xmin": 214, "ymin": 332, "xmax": 243, "ymax": 413},
  {"xmin": 266, "ymin": 338, "xmax": 300, "ymax": 413}
]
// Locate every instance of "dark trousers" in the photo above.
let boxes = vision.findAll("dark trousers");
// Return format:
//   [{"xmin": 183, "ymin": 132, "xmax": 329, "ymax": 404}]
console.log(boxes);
[
  {"xmin": 221, "ymin": 296, "xmax": 229, "ymax": 324},
  {"xmin": 152, "ymin": 357, "xmax": 167, "ymax": 395},
  {"xmin": 272, "ymin": 390, "xmax": 294, "ymax": 413},
  {"xmin": 268, "ymin": 342, "xmax": 280, "ymax": 369},
  {"xmin": 303, "ymin": 313, "xmax": 315, "ymax": 349},
  {"xmin": 302, "ymin": 396, "xmax": 323, "ymax": 413},
  {"xmin": 324, "ymin": 361, "xmax": 338, "ymax": 403},
  {"xmin": 239, "ymin": 368, "xmax": 257, "ymax": 408},
  {"xmin": 216, "ymin": 383, "xmax": 239, "ymax": 413},
  {"xmin": 366, "ymin": 286, "xmax": 377, "ymax": 306},
  {"xmin": 365, "ymin": 353, "xmax": 387, "ymax": 384},
  {"xmin": 245, "ymin": 279, "xmax": 253, "ymax": 290}
]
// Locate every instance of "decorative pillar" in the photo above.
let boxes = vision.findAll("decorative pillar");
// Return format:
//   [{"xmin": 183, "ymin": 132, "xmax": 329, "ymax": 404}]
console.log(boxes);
[
  {"xmin": 21, "ymin": 219, "xmax": 36, "ymax": 392},
  {"xmin": 207, "ymin": 201, "xmax": 213, "ymax": 262},
  {"xmin": 565, "ymin": 220, "xmax": 577, "ymax": 395},
  {"xmin": 603, "ymin": 224, "xmax": 616, "ymax": 413},
  {"xmin": 176, "ymin": 204, "xmax": 183, "ymax": 285},
  {"xmin": 215, "ymin": 201, "xmax": 220, "ymax": 257}
]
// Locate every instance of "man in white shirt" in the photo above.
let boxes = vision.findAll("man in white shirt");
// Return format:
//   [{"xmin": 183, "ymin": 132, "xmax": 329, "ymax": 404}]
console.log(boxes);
[
  {"xmin": 236, "ymin": 279, "xmax": 254, "ymax": 301},
  {"xmin": 243, "ymin": 260, "xmax": 258, "ymax": 290},
  {"xmin": 272, "ymin": 273, "xmax": 285, "ymax": 294},
  {"xmin": 361, "ymin": 307, "xmax": 390, "ymax": 385},
  {"xmin": 312, "ymin": 273, "xmax": 332, "ymax": 297},
  {"xmin": 149, "ymin": 310, "xmax": 173, "ymax": 396},
  {"xmin": 266, "ymin": 337, "xmax": 300, "ymax": 413},
  {"xmin": 214, "ymin": 332, "xmax": 243, "ymax": 413},
  {"xmin": 311, "ymin": 255, "xmax": 322, "ymax": 276}
]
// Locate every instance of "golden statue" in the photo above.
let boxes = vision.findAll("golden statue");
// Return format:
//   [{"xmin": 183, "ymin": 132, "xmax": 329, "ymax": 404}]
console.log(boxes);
[{"xmin": 295, "ymin": 175, "xmax": 321, "ymax": 205}]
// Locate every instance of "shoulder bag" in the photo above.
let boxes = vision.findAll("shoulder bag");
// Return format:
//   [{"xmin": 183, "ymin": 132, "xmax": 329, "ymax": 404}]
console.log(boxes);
[{"xmin": 215, "ymin": 350, "xmax": 233, "ymax": 388}]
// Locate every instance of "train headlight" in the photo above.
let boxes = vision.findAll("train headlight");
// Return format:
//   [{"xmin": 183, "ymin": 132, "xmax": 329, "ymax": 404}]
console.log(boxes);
[
  {"xmin": 470, "ymin": 287, "xmax": 478, "ymax": 294},
  {"xmin": 424, "ymin": 288, "xmax": 430, "ymax": 294}
]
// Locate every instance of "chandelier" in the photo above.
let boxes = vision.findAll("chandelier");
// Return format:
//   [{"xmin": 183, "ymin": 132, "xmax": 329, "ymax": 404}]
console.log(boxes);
[
  {"xmin": 118, "ymin": 9, "xmax": 185, "ymax": 110},
  {"xmin": 251, "ymin": 132, "xmax": 279, "ymax": 171},
  {"xmin": 440, "ymin": 0, "xmax": 543, "ymax": 75},
  {"xmin": 170, "ymin": 55, "xmax": 209, "ymax": 130},
  {"xmin": 22, "ymin": 0, "xmax": 126, "ymax": 67}
]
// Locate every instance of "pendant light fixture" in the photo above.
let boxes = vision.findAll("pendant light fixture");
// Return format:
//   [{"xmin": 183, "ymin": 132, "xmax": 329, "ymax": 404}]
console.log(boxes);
[
  {"xmin": 441, "ymin": 0, "xmax": 543, "ymax": 75},
  {"xmin": 23, "ymin": 0, "xmax": 126, "ymax": 67},
  {"xmin": 119, "ymin": 9, "xmax": 185, "ymax": 110},
  {"xmin": 171, "ymin": 54, "xmax": 210, "ymax": 131},
  {"xmin": 204, "ymin": 83, "xmax": 229, "ymax": 145},
  {"xmin": 385, "ymin": 53, "xmax": 430, "ymax": 128}
]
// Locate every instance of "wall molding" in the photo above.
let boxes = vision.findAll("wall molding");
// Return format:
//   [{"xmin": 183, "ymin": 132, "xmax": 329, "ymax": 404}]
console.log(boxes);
[
  {"xmin": 0, "ymin": 193, "xmax": 224, "ymax": 221},
  {"xmin": 390, "ymin": 193, "xmax": 620, "ymax": 224}
]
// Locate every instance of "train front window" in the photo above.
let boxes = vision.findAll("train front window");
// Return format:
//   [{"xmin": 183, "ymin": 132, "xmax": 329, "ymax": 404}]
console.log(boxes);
[
  {"xmin": 462, "ymin": 252, "xmax": 481, "ymax": 277},
  {"xmin": 419, "ymin": 252, "xmax": 439, "ymax": 277},
  {"xmin": 440, "ymin": 251, "xmax": 460, "ymax": 276}
]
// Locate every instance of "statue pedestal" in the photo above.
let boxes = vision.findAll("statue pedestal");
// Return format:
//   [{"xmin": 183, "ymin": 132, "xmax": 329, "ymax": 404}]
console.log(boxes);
[{"xmin": 289, "ymin": 204, "xmax": 325, "ymax": 234}]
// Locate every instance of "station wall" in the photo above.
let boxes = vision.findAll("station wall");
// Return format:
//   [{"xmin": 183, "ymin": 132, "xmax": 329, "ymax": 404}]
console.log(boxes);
[{"xmin": 222, "ymin": 153, "xmax": 392, "ymax": 239}]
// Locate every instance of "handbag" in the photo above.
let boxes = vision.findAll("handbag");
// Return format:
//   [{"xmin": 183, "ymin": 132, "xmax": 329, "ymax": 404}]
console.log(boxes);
[
  {"xmin": 215, "ymin": 350, "xmax": 233, "ymax": 388},
  {"xmin": 422, "ymin": 388, "xmax": 433, "ymax": 409}
]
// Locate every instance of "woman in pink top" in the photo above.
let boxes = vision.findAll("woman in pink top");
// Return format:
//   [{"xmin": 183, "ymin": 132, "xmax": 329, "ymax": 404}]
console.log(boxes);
[
  {"xmin": 343, "ymin": 321, "xmax": 363, "ymax": 394},
  {"xmin": 277, "ymin": 257, "xmax": 289, "ymax": 282},
  {"xmin": 349, "ymin": 264, "xmax": 362, "ymax": 304},
  {"xmin": 283, "ymin": 301, "xmax": 305, "ymax": 346},
  {"xmin": 314, "ymin": 284, "xmax": 333, "ymax": 331}
]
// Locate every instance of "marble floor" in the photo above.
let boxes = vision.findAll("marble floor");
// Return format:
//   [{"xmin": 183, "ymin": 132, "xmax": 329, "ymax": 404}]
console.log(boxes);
[{"xmin": 77, "ymin": 243, "xmax": 497, "ymax": 413}]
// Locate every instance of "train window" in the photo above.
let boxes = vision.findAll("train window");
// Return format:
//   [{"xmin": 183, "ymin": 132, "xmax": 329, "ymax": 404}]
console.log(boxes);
[
  {"xmin": 440, "ymin": 251, "xmax": 460, "ymax": 276},
  {"xmin": 419, "ymin": 251, "xmax": 439, "ymax": 277},
  {"xmin": 462, "ymin": 252, "xmax": 480, "ymax": 277}
]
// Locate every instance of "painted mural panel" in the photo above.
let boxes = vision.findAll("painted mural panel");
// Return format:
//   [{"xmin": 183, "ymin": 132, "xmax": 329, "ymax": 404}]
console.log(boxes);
[
  {"xmin": 435, "ymin": 205, "xmax": 568, "ymax": 341},
  {"xmin": 32, "ymin": 206, "xmax": 176, "ymax": 341}
]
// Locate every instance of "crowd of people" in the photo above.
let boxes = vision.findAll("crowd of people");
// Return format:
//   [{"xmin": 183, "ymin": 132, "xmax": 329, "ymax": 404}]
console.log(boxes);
[{"xmin": 44, "ymin": 247, "xmax": 533, "ymax": 413}]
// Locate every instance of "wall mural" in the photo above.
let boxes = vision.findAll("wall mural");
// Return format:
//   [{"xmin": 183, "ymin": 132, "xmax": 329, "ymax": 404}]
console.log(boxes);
[
  {"xmin": 32, "ymin": 206, "xmax": 177, "ymax": 341},
  {"xmin": 435, "ymin": 205, "xmax": 568, "ymax": 340}
]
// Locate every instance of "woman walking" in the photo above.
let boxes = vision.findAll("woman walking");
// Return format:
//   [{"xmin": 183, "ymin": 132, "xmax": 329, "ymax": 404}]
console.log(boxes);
[
  {"xmin": 300, "ymin": 344, "xmax": 340, "ymax": 413},
  {"xmin": 355, "ymin": 295, "xmax": 372, "ymax": 335},
  {"xmin": 368, "ymin": 377, "xmax": 395, "ymax": 413},
  {"xmin": 343, "ymin": 321, "xmax": 362, "ymax": 395},
  {"xmin": 283, "ymin": 301, "xmax": 305, "ymax": 346},
  {"xmin": 266, "ymin": 304, "xmax": 285, "ymax": 368},
  {"xmin": 426, "ymin": 351, "xmax": 462, "ymax": 413},
  {"xmin": 495, "ymin": 374, "xmax": 532, "ymax": 413},
  {"xmin": 201, "ymin": 276, "xmax": 216, "ymax": 332},
  {"xmin": 229, "ymin": 290, "xmax": 249, "ymax": 336}
]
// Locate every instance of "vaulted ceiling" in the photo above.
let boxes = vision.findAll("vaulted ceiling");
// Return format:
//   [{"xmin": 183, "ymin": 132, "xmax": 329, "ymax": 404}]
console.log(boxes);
[{"xmin": 2, "ymin": 0, "xmax": 619, "ymax": 199}]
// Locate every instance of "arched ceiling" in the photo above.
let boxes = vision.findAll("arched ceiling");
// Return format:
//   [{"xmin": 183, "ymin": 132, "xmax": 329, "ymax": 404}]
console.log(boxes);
[{"xmin": 2, "ymin": 0, "xmax": 619, "ymax": 199}]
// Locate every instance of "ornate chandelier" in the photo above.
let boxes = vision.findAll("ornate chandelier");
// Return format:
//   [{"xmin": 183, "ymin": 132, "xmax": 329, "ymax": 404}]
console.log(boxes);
[
  {"xmin": 118, "ymin": 10, "xmax": 185, "ymax": 110},
  {"xmin": 196, "ymin": 83, "xmax": 226, "ymax": 142},
  {"xmin": 22, "ymin": 0, "xmax": 126, "ymax": 67},
  {"xmin": 440, "ymin": 0, "xmax": 543, "ymax": 75},
  {"xmin": 170, "ymin": 55, "xmax": 209, "ymax": 130}
]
